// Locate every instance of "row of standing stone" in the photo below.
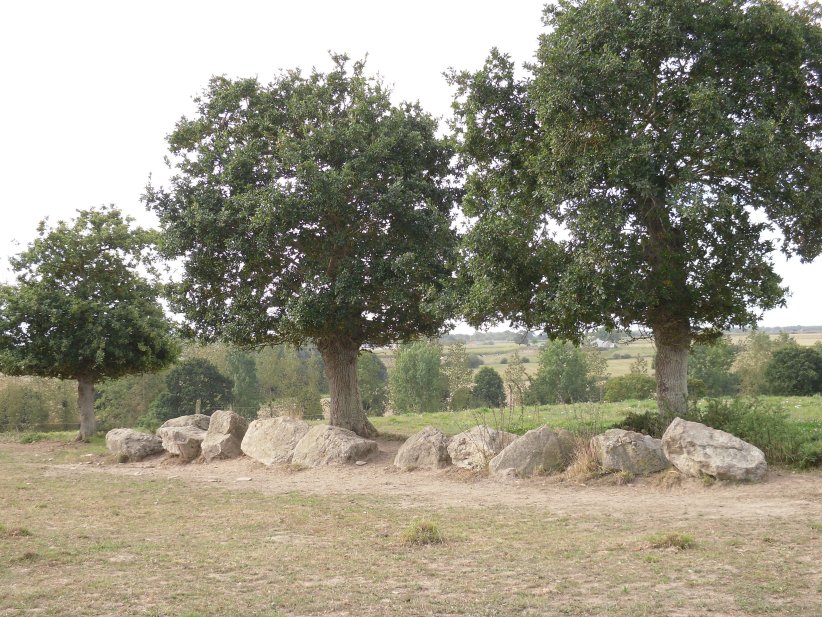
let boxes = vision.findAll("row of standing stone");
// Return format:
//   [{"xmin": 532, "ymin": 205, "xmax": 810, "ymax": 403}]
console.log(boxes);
[{"xmin": 106, "ymin": 414, "xmax": 768, "ymax": 482}]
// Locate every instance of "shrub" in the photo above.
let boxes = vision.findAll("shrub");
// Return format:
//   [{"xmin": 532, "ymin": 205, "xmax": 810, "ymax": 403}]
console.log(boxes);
[
  {"xmin": 527, "ymin": 340, "xmax": 605, "ymax": 404},
  {"xmin": 499, "ymin": 357, "xmax": 508, "ymax": 364},
  {"xmin": 764, "ymin": 346, "xmax": 822, "ymax": 395},
  {"xmin": 616, "ymin": 397, "xmax": 822, "ymax": 467},
  {"xmin": 688, "ymin": 338, "xmax": 740, "ymax": 396},
  {"xmin": 473, "ymin": 367, "xmax": 505, "ymax": 408},
  {"xmin": 604, "ymin": 374, "xmax": 656, "ymax": 402},
  {"xmin": 466, "ymin": 354, "xmax": 484, "ymax": 369}
]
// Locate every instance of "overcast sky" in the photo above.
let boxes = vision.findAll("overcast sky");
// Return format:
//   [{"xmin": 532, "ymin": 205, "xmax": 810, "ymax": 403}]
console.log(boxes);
[{"xmin": 1, "ymin": 0, "xmax": 819, "ymax": 329}]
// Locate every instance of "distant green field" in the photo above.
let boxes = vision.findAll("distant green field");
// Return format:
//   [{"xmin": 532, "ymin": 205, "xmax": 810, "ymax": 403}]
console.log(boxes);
[{"xmin": 374, "ymin": 331, "xmax": 822, "ymax": 380}]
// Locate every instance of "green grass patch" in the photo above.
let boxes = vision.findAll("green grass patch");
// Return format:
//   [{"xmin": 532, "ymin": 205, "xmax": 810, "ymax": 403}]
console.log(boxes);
[
  {"xmin": 647, "ymin": 532, "xmax": 696, "ymax": 550},
  {"xmin": 401, "ymin": 519, "xmax": 445, "ymax": 546}
]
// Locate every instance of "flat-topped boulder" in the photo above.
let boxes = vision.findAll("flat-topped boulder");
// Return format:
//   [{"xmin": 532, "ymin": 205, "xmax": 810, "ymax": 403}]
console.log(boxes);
[
  {"xmin": 159, "ymin": 414, "xmax": 211, "ymax": 431},
  {"xmin": 157, "ymin": 425, "xmax": 207, "ymax": 462},
  {"xmin": 447, "ymin": 425, "xmax": 518, "ymax": 470},
  {"xmin": 662, "ymin": 417, "xmax": 767, "ymax": 482},
  {"xmin": 201, "ymin": 410, "xmax": 249, "ymax": 462},
  {"xmin": 489, "ymin": 426, "xmax": 574, "ymax": 477},
  {"xmin": 241, "ymin": 417, "xmax": 311, "ymax": 465},
  {"xmin": 105, "ymin": 428, "xmax": 164, "ymax": 462},
  {"xmin": 593, "ymin": 429, "xmax": 671, "ymax": 476},
  {"xmin": 394, "ymin": 426, "xmax": 451, "ymax": 470},
  {"xmin": 291, "ymin": 425, "xmax": 378, "ymax": 467}
]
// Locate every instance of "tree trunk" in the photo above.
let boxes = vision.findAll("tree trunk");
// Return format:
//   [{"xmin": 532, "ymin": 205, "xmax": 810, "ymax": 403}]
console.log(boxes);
[
  {"xmin": 76, "ymin": 377, "xmax": 96, "ymax": 442},
  {"xmin": 653, "ymin": 323, "xmax": 690, "ymax": 418},
  {"xmin": 318, "ymin": 338, "xmax": 377, "ymax": 439}
]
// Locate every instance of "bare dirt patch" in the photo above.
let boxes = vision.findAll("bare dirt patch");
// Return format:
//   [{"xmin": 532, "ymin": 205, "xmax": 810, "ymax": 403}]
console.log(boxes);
[
  {"xmin": 74, "ymin": 436, "xmax": 822, "ymax": 522},
  {"xmin": 2, "ymin": 437, "xmax": 821, "ymax": 617}
]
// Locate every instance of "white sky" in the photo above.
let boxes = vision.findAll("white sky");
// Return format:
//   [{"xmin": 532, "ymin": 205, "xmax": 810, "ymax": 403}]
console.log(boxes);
[{"xmin": 0, "ymin": 0, "xmax": 819, "ymax": 329}]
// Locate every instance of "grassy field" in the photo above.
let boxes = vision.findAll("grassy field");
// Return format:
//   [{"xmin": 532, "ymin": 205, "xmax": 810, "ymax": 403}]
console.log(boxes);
[
  {"xmin": 1, "ymin": 436, "xmax": 821, "ymax": 617},
  {"xmin": 370, "ymin": 395, "xmax": 822, "ymax": 438},
  {"xmin": 374, "ymin": 331, "xmax": 822, "ymax": 380}
]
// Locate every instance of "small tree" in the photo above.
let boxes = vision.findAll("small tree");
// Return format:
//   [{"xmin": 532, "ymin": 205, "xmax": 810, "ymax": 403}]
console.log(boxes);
[
  {"xmin": 688, "ymin": 338, "xmax": 740, "ymax": 396},
  {"xmin": 0, "ymin": 382, "xmax": 49, "ymax": 432},
  {"xmin": 443, "ymin": 341, "xmax": 474, "ymax": 411},
  {"xmin": 472, "ymin": 366, "xmax": 505, "ymax": 408},
  {"xmin": 146, "ymin": 56, "xmax": 457, "ymax": 437},
  {"xmin": 357, "ymin": 352, "xmax": 389, "ymax": 416},
  {"xmin": 390, "ymin": 341, "xmax": 447, "ymax": 414},
  {"xmin": 226, "ymin": 349, "xmax": 261, "ymax": 419},
  {"xmin": 503, "ymin": 351, "xmax": 529, "ymax": 411},
  {"xmin": 733, "ymin": 332, "xmax": 797, "ymax": 395},
  {"xmin": 764, "ymin": 347, "xmax": 822, "ymax": 396},
  {"xmin": 149, "ymin": 358, "xmax": 233, "ymax": 423},
  {"xmin": 0, "ymin": 207, "xmax": 179, "ymax": 440},
  {"xmin": 527, "ymin": 340, "xmax": 600, "ymax": 404}
]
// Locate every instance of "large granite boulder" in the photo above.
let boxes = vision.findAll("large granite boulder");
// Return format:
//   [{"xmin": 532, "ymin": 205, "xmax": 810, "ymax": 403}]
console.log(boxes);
[
  {"xmin": 662, "ymin": 417, "xmax": 767, "ymax": 482},
  {"xmin": 159, "ymin": 414, "xmax": 211, "ymax": 431},
  {"xmin": 157, "ymin": 425, "xmax": 207, "ymax": 462},
  {"xmin": 592, "ymin": 429, "xmax": 671, "ymax": 476},
  {"xmin": 489, "ymin": 426, "xmax": 574, "ymax": 477},
  {"xmin": 447, "ymin": 425, "xmax": 518, "ymax": 470},
  {"xmin": 241, "ymin": 417, "xmax": 311, "ymax": 465},
  {"xmin": 201, "ymin": 410, "xmax": 249, "ymax": 462},
  {"xmin": 291, "ymin": 425, "xmax": 378, "ymax": 467},
  {"xmin": 394, "ymin": 426, "xmax": 451, "ymax": 470},
  {"xmin": 105, "ymin": 428, "xmax": 164, "ymax": 462}
]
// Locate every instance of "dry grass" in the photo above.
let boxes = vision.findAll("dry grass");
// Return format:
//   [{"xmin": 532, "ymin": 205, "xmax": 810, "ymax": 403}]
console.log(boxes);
[
  {"xmin": 1, "ymin": 440, "xmax": 822, "ymax": 616},
  {"xmin": 563, "ymin": 437, "xmax": 604, "ymax": 482}
]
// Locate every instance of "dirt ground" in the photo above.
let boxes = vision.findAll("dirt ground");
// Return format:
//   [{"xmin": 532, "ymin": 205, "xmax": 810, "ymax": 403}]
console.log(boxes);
[
  {"xmin": 35, "ymin": 436, "xmax": 822, "ymax": 522},
  {"xmin": 3, "ymin": 437, "xmax": 822, "ymax": 617}
]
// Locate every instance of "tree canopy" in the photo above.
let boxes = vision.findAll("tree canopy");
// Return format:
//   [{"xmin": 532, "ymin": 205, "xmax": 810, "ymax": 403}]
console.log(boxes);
[
  {"xmin": 452, "ymin": 0, "xmax": 821, "ymax": 415},
  {"xmin": 146, "ymin": 55, "xmax": 458, "ymax": 436},
  {"xmin": 0, "ymin": 206, "xmax": 179, "ymax": 439}
]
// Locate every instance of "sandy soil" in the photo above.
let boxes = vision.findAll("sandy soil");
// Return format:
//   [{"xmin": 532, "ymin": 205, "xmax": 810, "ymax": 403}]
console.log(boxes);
[{"xmin": 36, "ymin": 437, "xmax": 822, "ymax": 522}]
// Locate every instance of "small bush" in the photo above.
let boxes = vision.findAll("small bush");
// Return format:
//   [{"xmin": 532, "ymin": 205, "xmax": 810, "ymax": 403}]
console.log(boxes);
[
  {"xmin": 19, "ymin": 432, "xmax": 47, "ymax": 444},
  {"xmin": 499, "ymin": 357, "xmax": 508, "ymax": 364},
  {"xmin": 764, "ymin": 346, "xmax": 822, "ymax": 395},
  {"xmin": 401, "ymin": 520, "xmax": 444, "ymax": 546},
  {"xmin": 604, "ymin": 374, "xmax": 656, "ymax": 402},
  {"xmin": 614, "ymin": 398, "xmax": 822, "ymax": 468},
  {"xmin": 648, "ymin": 532, "xmax": 695, "ymax": 550}
]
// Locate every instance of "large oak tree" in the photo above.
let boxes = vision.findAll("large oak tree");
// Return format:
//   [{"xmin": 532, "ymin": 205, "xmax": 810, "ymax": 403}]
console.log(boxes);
[
  {"xmin": 146, "ymin": 56, "xmax": 457, "ymax": 437},
  {"xmin": 0, "ymin": 206, "xmax": 179, "ymax": 440},
  {"xmin": 452, "ymin": 0, "xmax": 821, "ymax": 415}
]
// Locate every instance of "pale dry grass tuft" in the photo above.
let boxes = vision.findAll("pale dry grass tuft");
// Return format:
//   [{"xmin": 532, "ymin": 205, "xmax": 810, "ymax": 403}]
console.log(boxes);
[{"xmin": 563, "ymin": 437, "xmax": 604, "ymax": 482}]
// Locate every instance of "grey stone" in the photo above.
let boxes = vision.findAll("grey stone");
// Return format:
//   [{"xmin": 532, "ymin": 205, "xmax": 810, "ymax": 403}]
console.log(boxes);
[
  {"xmin": 593, "ymin": 429, "xmax": 671, "ymax": 476},
  {"xmin": 157, "ymin": 425, "xmax": 207, "ymax": 462},
  {"xmin": 447, "ymin": 425, "xmax": 518, "ymax": 470},
  {"xmin": 201, "ymin": 410, "xmax": 249, "ymax": 462},
  {"xmin": 662, "ymin": 417, "xmax": 767, "ymax": 482},
  {"xmin": 105, "ymin": 428, "xmax": 164, "ymax": 462},
  {"xmin": 394, "ymin": 426, "xmax": 452, "ymax": 470},
  {"xmin": 158, "ymin": 414, "xmax": 211, "ymax": 431},
  {"xmin": 291, "ymin": 425, "xmax": 379, "ymax": 467},
  {"xmin": 241, "ymin": 417, "xmax": 311, "ymax": 465},
  {"xmin": 489, "ymin": 426, "xmax": 574, "ymax": 477}
]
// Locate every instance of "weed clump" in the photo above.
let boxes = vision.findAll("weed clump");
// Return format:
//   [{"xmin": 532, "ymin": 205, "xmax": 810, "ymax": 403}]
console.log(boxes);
[
  {"xmin": 648, "ymin": 532, "xmax": 695, "ymax": 550},
  {"xmin": 401, "ymin": 519, "xmax": 444, "ymax": 546}
]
